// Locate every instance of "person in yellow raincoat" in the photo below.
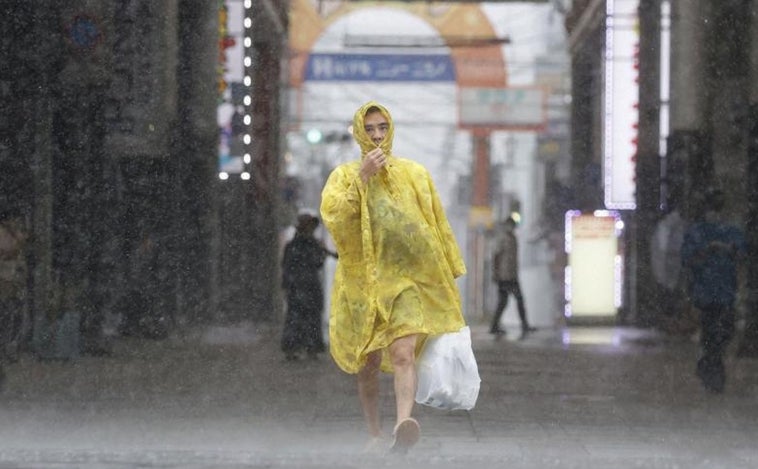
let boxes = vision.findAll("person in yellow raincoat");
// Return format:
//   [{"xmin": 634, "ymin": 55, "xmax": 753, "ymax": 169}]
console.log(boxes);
[{"xmin": 320, "ymin": 101, "xmax": 467, "ymax": 453}]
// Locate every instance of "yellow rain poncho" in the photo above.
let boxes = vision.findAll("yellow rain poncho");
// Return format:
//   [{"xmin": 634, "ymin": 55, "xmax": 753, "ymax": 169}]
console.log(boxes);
[{"xmin": 320, "ymin": 101, "xmax": 466, "ymax": 374}]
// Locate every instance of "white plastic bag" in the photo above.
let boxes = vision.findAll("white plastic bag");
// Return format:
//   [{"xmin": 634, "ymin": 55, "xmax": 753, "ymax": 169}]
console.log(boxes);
[{"xmin": 415, "ymin": 326, "xmax": 481, "ymax": 410}]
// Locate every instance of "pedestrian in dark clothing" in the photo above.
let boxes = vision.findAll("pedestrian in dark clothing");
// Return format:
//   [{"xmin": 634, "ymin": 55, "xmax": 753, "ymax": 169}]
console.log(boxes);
[
  {"xmin": 681, "ymin": 189, "xmax": 746, "ymax": 393},
  {"xmin": 281, "ymin": 213, "xmax": 335, "ymax": 361},
  {"xmin": 490, "ymin": 217, "xmax": 535, "ymax": 339}
]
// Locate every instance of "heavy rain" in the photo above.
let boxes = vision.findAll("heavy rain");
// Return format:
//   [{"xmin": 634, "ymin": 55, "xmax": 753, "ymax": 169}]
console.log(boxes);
[{"xmin": 1, "ymin": 1, "xmax": 758, "ymax": 468}]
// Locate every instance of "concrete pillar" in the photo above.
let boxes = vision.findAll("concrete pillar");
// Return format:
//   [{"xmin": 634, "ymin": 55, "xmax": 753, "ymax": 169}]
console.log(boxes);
[
  {"xmin": 669, "ymin": 1, "xmax": 707, "ymax": 131},
  {"xmin": 246, "ymin": 0, "xmax": 288, "ymax": 322},
  {"xmin": 633, "ymin": 0, "xmax": 661, "ymax": 326},
  {"xmin": 28, "ymin": 5, "xmax": 58, "ymax": 345},
  {"xmin": 96, "ymin": 0, "xmax": 183, "ymax": 335},
  {"xmin": 103, "ymin": 1, "xmax": 179, "ymax": 158},
  {"xmin": 742, "ymin": 101, "xmax": 758, "ymax": 357},
  {"xmin": 737, "ymin": 0, "xmax": 758, "ymax": 357},
  {"xmin": 666, "ymin": 0, "xmax": 709, "ymax": 220},
  {"xmin": 702, "ymin": 0, "xmax": 753, "ymax": 356},
  {"xmin": 568, "ymin": 28, "xmax": 605, "ymax": 211},
  {"xmin": 705, "ymin": 0, "xmax": 750, "ymax": 222},
  {"xmin": 30, "ymin": 95, "xmax": 54, "ymax": 345},
  {"xmin": 175, "ymin": 0, "xmax": 220, "ymax": 324},
  {"xmin": 52, "ymin": 1, "xmax": 125, "ymax": 349}
]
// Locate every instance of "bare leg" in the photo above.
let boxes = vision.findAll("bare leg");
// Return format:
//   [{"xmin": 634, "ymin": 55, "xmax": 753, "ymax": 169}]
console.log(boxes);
[
  {"xmin": 357, "ymin": 350, "xmax": 383, "ymax": 437},
  {"xmin": 388, "ymin": 334, "xmax": 418, "ymax": 425}
]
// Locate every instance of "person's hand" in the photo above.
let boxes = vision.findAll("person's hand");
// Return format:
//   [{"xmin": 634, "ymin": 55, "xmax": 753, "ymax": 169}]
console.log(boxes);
[{"xmin": 359, "ymin": 148, "xmax": 387, "ymax": 183}]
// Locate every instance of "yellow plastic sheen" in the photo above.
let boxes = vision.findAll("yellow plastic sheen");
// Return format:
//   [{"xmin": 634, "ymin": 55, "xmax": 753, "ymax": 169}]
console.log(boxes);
[{"xmin": 320, "ymin": 101, "xmax": 467, "ymax": 374}]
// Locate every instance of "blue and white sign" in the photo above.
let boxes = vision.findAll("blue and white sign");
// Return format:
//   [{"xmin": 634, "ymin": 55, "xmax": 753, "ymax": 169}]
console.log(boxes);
[{"xmin": 305, "ymin": 53, "xmax": 455, "ymax": 82}]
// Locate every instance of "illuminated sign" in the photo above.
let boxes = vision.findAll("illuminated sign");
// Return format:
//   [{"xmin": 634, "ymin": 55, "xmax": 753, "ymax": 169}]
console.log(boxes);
[
  {"xmin": 603, "ymin": 0, "xmax": 639, "ymax": 209},
  {"xmin": 565, "ymin": 211, "xmax": 624, "ymax": 318},
  {"xmin": 217, "ymin": 0, "xmax": 249, "ymax": 177}
]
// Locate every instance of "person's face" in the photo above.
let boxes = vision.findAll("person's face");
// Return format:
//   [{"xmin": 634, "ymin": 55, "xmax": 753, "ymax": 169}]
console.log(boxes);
[{"xmin": 363, "ymin": 111, "xmax": 389, "ymax": 146}]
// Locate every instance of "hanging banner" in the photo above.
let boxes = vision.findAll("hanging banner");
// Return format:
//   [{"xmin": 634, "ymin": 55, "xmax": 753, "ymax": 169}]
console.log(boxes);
[{"xmin": 305, "ymin": 53, "xmax": 456, "ymax": 82}]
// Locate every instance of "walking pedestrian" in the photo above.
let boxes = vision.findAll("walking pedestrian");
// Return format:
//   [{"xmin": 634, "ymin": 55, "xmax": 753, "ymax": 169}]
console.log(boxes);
[
  {"xmin": 681, "ymin": 188, "xmax": 746, "ymax": 393},
  {"xmin": 320, "ymin": 101, "xmax": 467, "ymax": 453},
  {"xmin": 280, "ymin": 212, "xmax": 335, "ymax": 361},
  {"xmin": 490, "ymin": 217, "xmax": 535, "ymax": 339}
]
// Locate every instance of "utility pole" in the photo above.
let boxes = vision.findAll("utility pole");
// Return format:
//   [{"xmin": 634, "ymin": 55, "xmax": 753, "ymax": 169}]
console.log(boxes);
[{"xmin": 467, "ymin": 130, "xmax": 492, "ymax": 319}]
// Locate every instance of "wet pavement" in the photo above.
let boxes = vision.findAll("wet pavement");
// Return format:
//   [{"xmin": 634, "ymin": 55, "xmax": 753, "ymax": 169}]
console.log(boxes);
[{"xmin": 1, "ymin": 320, "xmax": 758, "ymax": 468}]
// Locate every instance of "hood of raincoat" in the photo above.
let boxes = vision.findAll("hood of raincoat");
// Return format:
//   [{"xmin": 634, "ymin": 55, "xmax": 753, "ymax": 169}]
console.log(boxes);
[{"xmin": 352, "ymin": 101, "xmax": 395, "ymax": 158}]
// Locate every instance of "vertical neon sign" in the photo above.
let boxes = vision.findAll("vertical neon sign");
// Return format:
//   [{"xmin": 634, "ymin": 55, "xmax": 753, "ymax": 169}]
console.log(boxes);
[
  {"xmin": 218, "ymin": 0, "xmax": 253, "ymax": 180},
  {"xmin": 604, "ymin": 0, "xmax": 639, "ymax": 209}
]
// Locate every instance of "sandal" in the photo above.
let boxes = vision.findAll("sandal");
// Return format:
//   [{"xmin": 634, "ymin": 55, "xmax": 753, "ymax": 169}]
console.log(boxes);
[{"xmin": 390, "ymin": 417, "xmax": 420, "ymax": 454}]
